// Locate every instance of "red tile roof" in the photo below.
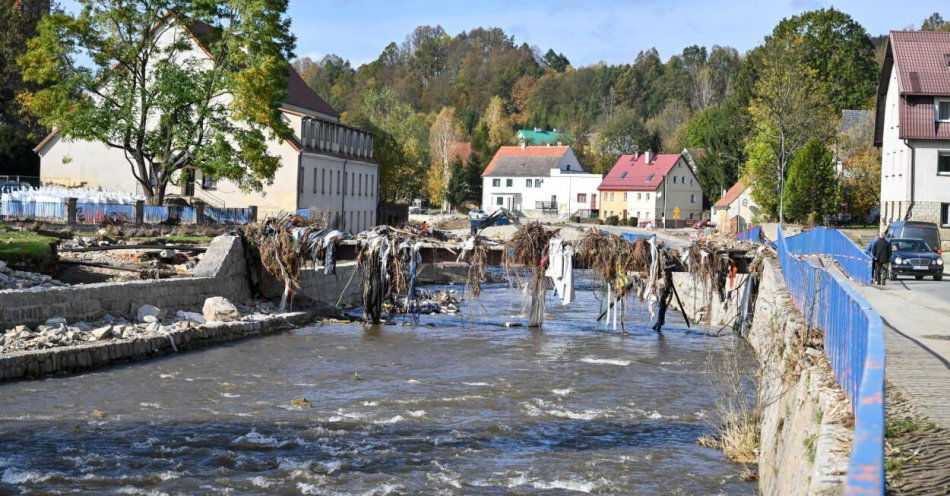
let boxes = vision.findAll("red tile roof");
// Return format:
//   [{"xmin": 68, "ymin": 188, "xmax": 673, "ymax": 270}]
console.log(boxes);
[
  {"xmin": 875, "ymin": 31, "xmax": 950, "ymax": 144},
  {"xmin": 714, "ymin": 179, "xmax": 747, "ymax": 208},
  {"xmin": 447, "ymin": 141, "xmax": 472, "ymax": 164},
  {"xmin": 481, "ymin": 145, "xmax": 570, "ymax": 177},
  {"xmin": 597, "ymin": 153, "xmax": 681, "ymax": 192}
]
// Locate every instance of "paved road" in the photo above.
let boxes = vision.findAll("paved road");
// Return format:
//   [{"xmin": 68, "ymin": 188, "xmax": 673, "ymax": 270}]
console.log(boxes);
[{"xmin": 844, "ymin": 264, "xmax": 950, "ymax": 428}]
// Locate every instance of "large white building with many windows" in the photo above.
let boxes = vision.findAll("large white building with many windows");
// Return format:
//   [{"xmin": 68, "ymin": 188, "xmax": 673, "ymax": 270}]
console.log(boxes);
[
  {"xmin": 874, "ymin": 30, "xmax": 950, "ymax": 247},
  {"xmin": 480, "ymin": 145, "xmax": 602, "ymax": 218},
  {"xmin": 34, "ymin": 19, "xmax": 379, "ymax": 232}
]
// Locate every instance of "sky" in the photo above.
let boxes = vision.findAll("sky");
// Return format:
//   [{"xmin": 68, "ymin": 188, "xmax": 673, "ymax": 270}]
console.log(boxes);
[{"xmin": 59, "ymin": 0, "xmax": 944, "ymax": 67}]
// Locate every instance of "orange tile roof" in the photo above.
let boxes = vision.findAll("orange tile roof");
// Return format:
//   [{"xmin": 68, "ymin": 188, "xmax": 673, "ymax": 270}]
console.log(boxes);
[
  {"xmin": 714, "ymin": 179, "xmax": 747, "ymax": 208},
  {"xmin": 481, "ymin": 145, "xmax": 570, "ymax": 176}
]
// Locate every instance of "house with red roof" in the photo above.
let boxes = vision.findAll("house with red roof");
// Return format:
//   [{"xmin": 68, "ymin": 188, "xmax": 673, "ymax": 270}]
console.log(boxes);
[
  {"xmin": 597, "ymin": 150, "xmax": 703, "ymax": 226},
  {"xmin": 874, "ymin": 30, "xmax": 950, "ymax": 248},
  {"xmin": 712, "ymin": 179, "xmax": 758, "ymax": 234},
  {"xmin": 35, "ymin": 19, "xmax": 379, "ymax": 232},
  {"xmin": 481, "ymin": 144, "xmax": 602, "ymax": 217}
]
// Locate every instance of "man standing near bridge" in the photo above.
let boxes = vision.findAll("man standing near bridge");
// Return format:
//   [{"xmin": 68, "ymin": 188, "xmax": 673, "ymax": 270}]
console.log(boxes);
[{"xmin": 870, "ymin": 232, "xmax": 892, "ymax": 285}]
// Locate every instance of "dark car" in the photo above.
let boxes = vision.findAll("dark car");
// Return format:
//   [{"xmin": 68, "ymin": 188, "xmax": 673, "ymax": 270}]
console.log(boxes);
[
  {"xmin": 885, "ymin": 221, "xmax": 943, "ymax": 254},
  {"xmin": 888, "ymin": 238, "xmax": 943, "ymax": 281}
]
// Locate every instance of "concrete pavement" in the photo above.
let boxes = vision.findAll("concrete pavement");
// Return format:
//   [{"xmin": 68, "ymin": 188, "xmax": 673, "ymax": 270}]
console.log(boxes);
[{"xmin": 844, "ymin": 266, "xmax": 950, "ymax": 429}]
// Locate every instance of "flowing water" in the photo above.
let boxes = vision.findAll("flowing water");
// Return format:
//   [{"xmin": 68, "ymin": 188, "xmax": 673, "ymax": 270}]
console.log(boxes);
[{"xmin": 0, "ymin": 277, "xmax": 755, "ymax": 495}]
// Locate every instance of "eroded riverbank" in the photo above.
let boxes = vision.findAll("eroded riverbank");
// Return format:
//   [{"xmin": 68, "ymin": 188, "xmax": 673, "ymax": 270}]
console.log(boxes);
[{"xmin": 0, "ymin": 280, "xmax": 754, "ymax": 495}]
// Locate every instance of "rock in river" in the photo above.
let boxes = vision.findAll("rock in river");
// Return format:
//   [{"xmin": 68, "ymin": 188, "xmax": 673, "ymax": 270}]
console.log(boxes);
[{"xmin": 203, "ymin": 297, "xmax": 239, "ymax": 323}]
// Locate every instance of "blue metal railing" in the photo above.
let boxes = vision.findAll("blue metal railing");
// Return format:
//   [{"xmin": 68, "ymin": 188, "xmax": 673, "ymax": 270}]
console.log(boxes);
[
  {"xmin": 143, "ymin": 205, "xmax": 196, "ymax": 224},
  {"xmin": 776, "ymin": 227, "xmax": 884, "ymax": 495},
  {"xmin": 784, "ymin": 227, "xmax": 873, "ymax": 285},
  {"xmin": 736, "ymin": 225, "xmax": 765, "ymax": 243}
]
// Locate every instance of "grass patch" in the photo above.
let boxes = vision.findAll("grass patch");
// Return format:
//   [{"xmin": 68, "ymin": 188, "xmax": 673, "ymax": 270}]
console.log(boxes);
[
  {"xmin": 0, "ymin": 224, "xmax": 58, "ymax": 259},
  {"xmin": 885, "ymin": 416, "xmax": 936, "ymax": 437}
]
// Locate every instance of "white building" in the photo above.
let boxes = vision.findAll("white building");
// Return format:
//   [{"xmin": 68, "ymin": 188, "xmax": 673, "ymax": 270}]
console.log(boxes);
[
  {"xmin": 34, "ymin": 19, "xmax": 379, "ymax": 232},
  {"xmin": 874, "ymin": 30, "xmax": 950, "ymax": 247},
  {"xmin": 712, "ymin": 179, "xmax": 758, "ymax": 234},
  {"xmin": 480, "ymin": 145, "xmax": 602, "ymax": 218}
]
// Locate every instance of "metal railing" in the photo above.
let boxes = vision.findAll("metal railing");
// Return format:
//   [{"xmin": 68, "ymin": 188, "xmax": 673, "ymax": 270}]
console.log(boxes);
[
  {"xmin": 0, "ymin": 200, "xmax": 67, "ymax": 221},
  {"xmin": 203, "ymin": 206, "xmax": 252, "ymax": 224},
  {"xmin": 776, "ymin": 227, "xmax": 884, "ymax": 495},
  {"xmin": 784, "ymin": 227, "xmax": 873, "ymax": 285},
  {"xmin": 735, "ymin": 225, "xmax": 765, "ymax": 243},
  {"xmin": 76, "ymin": 203, "xmax": 135, "ymax": 225}
]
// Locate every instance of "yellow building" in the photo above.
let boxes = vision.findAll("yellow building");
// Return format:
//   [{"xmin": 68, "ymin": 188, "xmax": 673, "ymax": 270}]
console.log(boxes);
[{"xmin": 597, "ymin": 151, "xmax": 703, "ymax": 227}]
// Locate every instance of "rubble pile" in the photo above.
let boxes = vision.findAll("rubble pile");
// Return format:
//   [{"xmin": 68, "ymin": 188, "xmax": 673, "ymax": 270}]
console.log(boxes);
[
  {"xmin": 0, "ymin": 261, "xmax": 68, "ymax": 291},
  {"xmin": 393, "ymin": 289, "xmax": 462, "ymax": 315},
  {"xmin": 0, "ymin": 297, "xmax": 277, "ymax": 354}
]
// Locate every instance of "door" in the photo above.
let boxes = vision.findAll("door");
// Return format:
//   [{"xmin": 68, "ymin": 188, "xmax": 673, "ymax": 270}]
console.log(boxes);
[{"xmin": 182, "ymin": 169, "xmax": 195, "ymax": 197}]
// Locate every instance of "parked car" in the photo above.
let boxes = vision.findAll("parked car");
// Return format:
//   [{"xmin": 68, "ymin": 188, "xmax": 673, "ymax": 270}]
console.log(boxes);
[
  {"xmin": 692, "ymin": 219, "xmax": 711, "ymax": 229},
  {"xmin": 888, "ymin": 238, "xmax": 943, "ymax": 281},
  {"xmin": 468, "ymin": 208, "xmax": 488, "ymax": 220},
  {"xmin": 885, "ymin": 221, "xmax": 943, "ymax": 254}
]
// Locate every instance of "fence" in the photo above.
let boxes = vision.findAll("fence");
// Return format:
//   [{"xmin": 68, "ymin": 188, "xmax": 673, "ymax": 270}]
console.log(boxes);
[
  {"xmin": 735, "ymin": 225, "xmax": 765, "ymax": 243},
  {"xmin": 204, "ymin": 207, "xmax": 253, "ymax": 224},
  {"xmin": 784, "ymin": 227, "xmax": 873, "ymax": 285},
  {"xmin": 143, "ymin": 205, "xmax": 196, "ymax": 224},
  {"xmin": 0, "ymin": 200, "xmax": 67, "ymax": 221},
  {"xmin": 76, "ymin": 203, "xmax": 135, "ymax": 225},
  {"xmin": 776, "ymin": 227, "xmax": 884, "ymax": 495}
]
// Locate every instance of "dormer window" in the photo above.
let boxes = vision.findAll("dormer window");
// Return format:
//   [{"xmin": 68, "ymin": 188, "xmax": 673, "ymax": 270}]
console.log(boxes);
[
  {"xmin": 946, "ymin": 54, "xmax": 950, "ymax": 67},
  {"xmin": 938, "ymin": 99, "xmax": 950, "ymax": 122}
]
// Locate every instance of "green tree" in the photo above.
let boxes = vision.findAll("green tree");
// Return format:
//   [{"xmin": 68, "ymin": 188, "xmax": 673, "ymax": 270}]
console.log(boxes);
[
  {"xmin": 18, "ymin": 0, "xmax": 295, "ymax": 205},
  {"xmin": 921, "ymin": 13, "xmax": 948, "ymax": 31},
  {"xmin": 783, "ymin": 139, "xmax": 837, "ymax": 223},
  {"xmin": 742, "ymin": 134, "xmax": 779, "ymax": 219},
  {"xmin": 839, "ymin": 145, "xmax": 881, "ymax": 223},
  {"xmin": 427, "ymin": 106, "xmax": 463, "ymax": 207},
  {"xmin": 684, "ymin": 103, "xmax": 748, "ymax": 201},
  {"xmin": 768, "ymin": 8, "xmax": 878, "ymax": 111},
  {"xmin": 542, "ymin": 49, "xmax": 570, "ymax": 72},
  {"xmin": 747, "ymin": 37, "xmax": 835, "ymax": 223},
  {"xmin": 344, "ymin": 87, "xmax": 429, "ymax": 203},
  {"xmin": 480, "ymin": 95, "xmax": 513, "ymax": 152},
  {"xmin": 444, "ymin": 158, "xmax": 468, "ymax": 208}
]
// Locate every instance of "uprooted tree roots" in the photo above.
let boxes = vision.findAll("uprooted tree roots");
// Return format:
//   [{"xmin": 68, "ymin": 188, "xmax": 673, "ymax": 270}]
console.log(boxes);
[
  {"xmin": 242, "ymin": 214, "xmax": 324, "ymax": 311},
  {"xmin": 504, "ymin": 222, "xmax": 558, "ymax": 327}
]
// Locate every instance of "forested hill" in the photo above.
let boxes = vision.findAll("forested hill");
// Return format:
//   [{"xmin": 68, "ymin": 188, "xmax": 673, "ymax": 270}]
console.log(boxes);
[{"xmin": 292, "ymin": 9, "xmax": 948, "ymax": 221}]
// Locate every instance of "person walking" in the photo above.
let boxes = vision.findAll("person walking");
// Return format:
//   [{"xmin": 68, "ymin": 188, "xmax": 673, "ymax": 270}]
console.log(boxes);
[{"xmin": 870, "ymin": 232, "xmax": 892, "ymax": 285}]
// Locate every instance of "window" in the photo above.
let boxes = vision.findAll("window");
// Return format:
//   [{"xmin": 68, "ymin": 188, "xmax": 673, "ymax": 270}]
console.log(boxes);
[
  {"xmin": 337, "ymin": 171, "xmax": 341, "ymax": 194},
  {"xmin": 526, "ymin": 178, "xmax": 533, "ymax": 188},
  {"xmin": 321, "ymin": 169, "xmax": 326, "ymax": 194},
  {"xmin": 496, "ymin": 196, "xmax": 504, "ymax": 206},
  {"xmin": 690, "ymin": 194, "xmax": 696, "ymax": 203},
  {"xmin": 492, "ymin": 178, "xmax": 500, "ymax": 187},
  {"xmin": 942, "ymin": 203, "xmax": 950, "ymax": 227},
  {"xmin": 534, "ymin": 179, "xmax": 541, "ymax": 187},
  {"xmin": 938, "ymin": 99, "xmax": 950, "ymax": 122},
  {"xmin": 637, "ymin": 192, "xmax": 641, "ymax": 200},
  {"xmin": 351, "ymin": 173, "xmax": 355, "ymax": 195},
  {"xmin": 672, "ymin": 176, "xmax": 677, "ymax": 184},
  {"xmin": 506, "ymin": 179, "xmax": 513, "ymax": 187},
  {"xmin": 939, "ymin": 151, "xmax": 950, "ymax": 174},
  {"xmin": 577, "ymin": 193, "xmax": 587, "ymax": 203},
  {"xmin": 623, "ymin": 192, "xmax": 628, "ymax": 200},
  {"xmin": 646, "ymin": 193, "xmax": 650, "ymax": 200},
  {"xmin": 312, "ymin": 168, "xmax": 317, "ymax": 193},
  {"xmin": 201, "ymin": 173, "xmax": 216, "ymax": 190},
  {"xmin": 298, "ymin": 167, "xmax": 304, "ymax": 193}
]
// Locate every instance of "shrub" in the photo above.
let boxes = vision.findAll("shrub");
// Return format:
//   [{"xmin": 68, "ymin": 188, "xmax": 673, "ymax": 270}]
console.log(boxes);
[
  {"xmin": 570, "ymin": 215, "xmax": 580, "ymax": 223},
  {"xmin": 606, "ymin": 215, "xmax": 620, "ymax": 226},
  {"xmin": 626, "ymin": 217, "xmax": 639, "ymax": 227}
]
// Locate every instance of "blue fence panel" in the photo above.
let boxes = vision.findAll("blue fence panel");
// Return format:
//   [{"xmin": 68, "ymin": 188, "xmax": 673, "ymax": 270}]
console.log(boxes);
[
  {"xmin": 776, "ymin": 227, "xmax": 884, "ymax": 495},
  {"xmin": 735, "ymin": 225, "xmax": 764, "ymax": 243},
  {"xmin": 1, "ymin": 200, "xmax": 67, "ymax": 221},
  {"xmin": 75, "ymin": 203, "xmax": 135, "ymax": 224},
  {"xmin": 784, "ymin": 227, "xmax": 872, "ymax": 285},
  {"xmin": 143, "ymin": 205, "xmax": 196, "ymax": 224},
  {"xmin": 620, "ymin": 232, "xmax": 655, "ymax": 242},
  {"xmin": 204, "ymin": 207, "xmax": 251, "ymax": 224}
]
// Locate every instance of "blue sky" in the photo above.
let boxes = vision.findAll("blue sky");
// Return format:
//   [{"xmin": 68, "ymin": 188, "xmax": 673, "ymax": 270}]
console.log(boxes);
[{"xmin": 60, "ymin": 0, "xmax": 943, "ymax": 66}]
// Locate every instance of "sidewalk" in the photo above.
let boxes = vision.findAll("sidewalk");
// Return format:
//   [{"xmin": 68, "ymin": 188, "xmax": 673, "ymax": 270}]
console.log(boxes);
[{"xmin": 842, "ymin": 269, "xmax": 950, "ymax": 429}]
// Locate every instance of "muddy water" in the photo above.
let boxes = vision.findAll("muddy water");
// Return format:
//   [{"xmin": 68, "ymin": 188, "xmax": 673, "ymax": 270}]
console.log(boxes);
[{"xmin": 0, "ymin": 277, "xmax": 754, "ymax": 495}]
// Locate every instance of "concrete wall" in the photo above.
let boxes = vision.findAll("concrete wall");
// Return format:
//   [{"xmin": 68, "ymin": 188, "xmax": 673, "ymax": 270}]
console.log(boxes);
[
  {"xmin": 0, "ymin": 235, "xmax": 250, "ymax": 329},
  {"xmin": 671, "ymin": 272, "xmax": 746, "ymax": 327},
  {"xmin": 260, "ymin": 262, "xmax": 362, "ymax": 308},
  {"xmin": 0, "ymin": 311, "xmax": 316, "ymax": 381},
  {"xmin": 747, "ymin": 259, "xmax": 852, "ymax": 495}
]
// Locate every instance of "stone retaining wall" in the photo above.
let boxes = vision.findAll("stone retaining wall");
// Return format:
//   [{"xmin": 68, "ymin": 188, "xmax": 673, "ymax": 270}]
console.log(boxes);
[
  {"xmin": 260, "ymin": 262, "xmax": 362, "ymax": 307},
  {"xmin": 671, "ymin": 272, "xmax": 746, "ymax": 327},
  {"xmin": 0, "ymin": 236, "xmax": 250, "ymax": 329},
  {"xmin": 0, "ymin": 311, "xmax": 315, "ymax": 381},
  {"xmin": 748, "ymin": 259, "xmax": 853, "ymax": 495}
]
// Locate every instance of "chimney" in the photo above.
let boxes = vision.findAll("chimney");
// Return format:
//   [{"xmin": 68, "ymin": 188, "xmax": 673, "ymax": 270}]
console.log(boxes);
[
  {"xmin": 645, "ymin": 149, "xmax": 653, "ymax": 164},
  {"xmin": 520, "ymin": 141, "xmax": 527, "ymax": 149},
  {"xmin": 557, "ymin": 141, "xmax": 562, "ymax": 146}
]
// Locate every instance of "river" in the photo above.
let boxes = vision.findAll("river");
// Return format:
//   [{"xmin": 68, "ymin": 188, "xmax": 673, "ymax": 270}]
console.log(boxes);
[{"xmin": 0, "ymin": 276, "xmax": 755, "ymax": 495}]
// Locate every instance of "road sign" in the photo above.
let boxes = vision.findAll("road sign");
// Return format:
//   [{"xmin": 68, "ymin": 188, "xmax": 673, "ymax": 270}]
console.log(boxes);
[{"xmin": 673, "ymin": 207, "xmax": 681, "ymax": 219}]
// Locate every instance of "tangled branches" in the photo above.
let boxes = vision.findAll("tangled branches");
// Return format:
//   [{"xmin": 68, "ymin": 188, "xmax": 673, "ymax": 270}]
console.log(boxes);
[
  {"xmin": 503, "ymin": 222, "xmax": 559, "ymax": 327},
  {"xmin": 242, "ymin": 213, "xmax": 324, "ymax": 311}
]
